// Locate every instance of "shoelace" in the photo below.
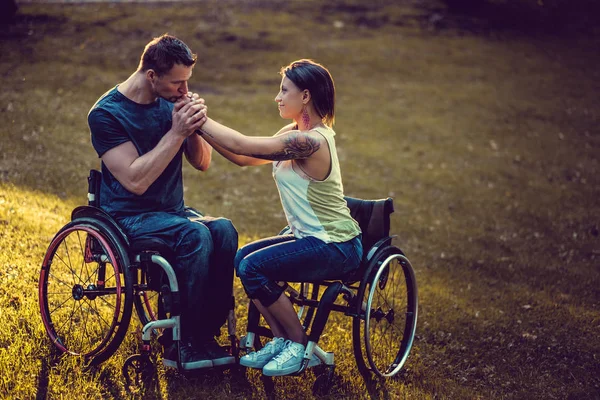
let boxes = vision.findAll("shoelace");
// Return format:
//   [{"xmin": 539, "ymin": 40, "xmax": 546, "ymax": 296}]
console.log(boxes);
[
  {"xmin": 271, "ymin": 340, "xmax": 301, "ymax": 366},
  {"xmin": 248, "ymin": 338, "xmax": 283, "ymax": 360}
]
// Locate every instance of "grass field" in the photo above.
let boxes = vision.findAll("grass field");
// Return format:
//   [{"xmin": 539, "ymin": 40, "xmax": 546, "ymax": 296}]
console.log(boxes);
[{"xmin": 1, "ymin": 0, "xmax": 599, "ymax": 398}]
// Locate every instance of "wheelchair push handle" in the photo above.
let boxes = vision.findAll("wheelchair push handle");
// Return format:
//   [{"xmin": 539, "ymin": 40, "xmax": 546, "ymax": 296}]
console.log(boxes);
[{"xmin": 87, "ymin": 169, "xmax": 101, "ymax": 207}]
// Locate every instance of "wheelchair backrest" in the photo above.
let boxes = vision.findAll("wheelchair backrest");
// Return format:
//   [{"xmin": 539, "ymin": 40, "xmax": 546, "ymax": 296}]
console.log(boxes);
[{"xmin": 344, "ymin": 196, "xmax": 394, "ymax": 251}]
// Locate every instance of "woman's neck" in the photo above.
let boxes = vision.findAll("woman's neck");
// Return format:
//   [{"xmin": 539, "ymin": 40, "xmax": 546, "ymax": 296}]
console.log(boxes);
[{"xmin": 295, "ymin": 112, "xmax": 322, "ymax": 131}]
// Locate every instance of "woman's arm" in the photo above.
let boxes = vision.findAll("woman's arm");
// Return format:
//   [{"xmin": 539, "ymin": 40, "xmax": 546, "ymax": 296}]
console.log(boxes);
[
  {"xmin": 202, "ymin": 133, "xmax": 271, "ymax": 166},
  {"xmin": 200, "ymin": 122, "xmax": 297, "ymax": 166},
  {"xmin": 199, "ymin": 118, "xmax": 323, "ymax": 162}
]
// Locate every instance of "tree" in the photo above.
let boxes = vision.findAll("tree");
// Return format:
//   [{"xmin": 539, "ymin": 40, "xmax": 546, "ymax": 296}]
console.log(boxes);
[{"xmin": 0, "ymin": 0, "xmax": 18, "ymax": 23}]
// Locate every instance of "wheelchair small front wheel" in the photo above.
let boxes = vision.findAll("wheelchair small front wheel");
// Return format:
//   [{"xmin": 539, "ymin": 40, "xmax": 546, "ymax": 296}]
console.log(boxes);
[
  {"xmin": 352, "ymin": 246, "xmax": 418, "ymax": 378},
  {"xmin": 123, "ymin": 354, "xmax": 156, "ymax": 393},
  {"xmin": 38, "ymin": 220, "xmax": 133, "ymax": 364}
]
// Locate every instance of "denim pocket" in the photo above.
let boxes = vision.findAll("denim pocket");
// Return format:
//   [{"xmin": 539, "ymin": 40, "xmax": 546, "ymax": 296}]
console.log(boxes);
[{"xmin": 333, "ymin": 236, "xmax": 363, "ymax": 274}]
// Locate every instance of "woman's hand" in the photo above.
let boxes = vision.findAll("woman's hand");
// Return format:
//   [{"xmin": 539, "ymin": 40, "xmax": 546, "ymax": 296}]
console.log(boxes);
[
  {"xmin": 188, "ymin": 92, "xmax": 209, "ymax": 131},
  {"xmin": 172, "ymin": 93, "xmax": 207, "ymax": 137}
]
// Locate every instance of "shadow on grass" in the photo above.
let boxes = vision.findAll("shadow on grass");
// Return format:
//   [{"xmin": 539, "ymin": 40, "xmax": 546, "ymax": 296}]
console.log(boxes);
[
  {"xmin": 364, "ymin": 375, "xmax": 392, "ymax": 400},
  {"xmin": 35, "ymin": 348, "xmax": 61, "ymax": 400},
  {"xmin": 162, "ymin": 365, "xmax": 256, "ymax": 399}
]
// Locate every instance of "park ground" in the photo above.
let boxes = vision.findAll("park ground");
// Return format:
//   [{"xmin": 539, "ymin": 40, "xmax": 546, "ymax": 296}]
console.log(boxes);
[{"xmin": 0, "ymin": 0, "xmax": 599, "ymax": 398}]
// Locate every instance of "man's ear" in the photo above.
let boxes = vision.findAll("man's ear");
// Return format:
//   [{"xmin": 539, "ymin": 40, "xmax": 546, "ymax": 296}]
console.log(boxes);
[{"xmin": 146, "ymin": 69, "xmax": 157, "ymax": 83}]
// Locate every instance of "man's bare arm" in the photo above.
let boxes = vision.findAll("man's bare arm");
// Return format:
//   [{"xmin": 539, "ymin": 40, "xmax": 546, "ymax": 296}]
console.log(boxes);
[
  {"xmin": 184, "ymin": 131, "xmax": 212, "ymax": 171},
  {"xmin": 102, "ymin": 99, "xmax": 207, "ymax": 195}
]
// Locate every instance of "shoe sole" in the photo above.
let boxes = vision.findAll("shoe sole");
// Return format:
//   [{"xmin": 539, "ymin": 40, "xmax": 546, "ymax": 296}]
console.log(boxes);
[
  {"xmin": 163, "ymin": 359, "xmax": 214, "ymax": 370},
  {"xmin": 239, "ymin": 356, "xmax": 272, "ymax": 369},
  {"xmin": 262, "ymin": 358, "xmax": 321, "ymax": 377}
]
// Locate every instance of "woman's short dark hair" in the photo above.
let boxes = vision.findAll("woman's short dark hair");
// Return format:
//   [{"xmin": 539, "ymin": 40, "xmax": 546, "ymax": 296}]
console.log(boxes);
[
  {"xmin": 281, "ymin": 59, "xmax": 335, "ymax": 127},
  {"xmin": 139, "ymin": 34, "xmax": 197, "ymax": 76}
]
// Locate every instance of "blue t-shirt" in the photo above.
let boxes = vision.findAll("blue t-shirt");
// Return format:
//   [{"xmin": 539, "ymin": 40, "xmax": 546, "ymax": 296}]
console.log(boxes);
[{"xmin": 88, "ymin": 86, "xmax": 185, "ymax": 218}]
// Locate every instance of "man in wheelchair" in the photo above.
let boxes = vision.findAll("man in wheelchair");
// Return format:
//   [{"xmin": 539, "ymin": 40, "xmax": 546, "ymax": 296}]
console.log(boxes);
[{"xmin": 87, "ymin": 34, "xmax": 237, "ymax": 370}]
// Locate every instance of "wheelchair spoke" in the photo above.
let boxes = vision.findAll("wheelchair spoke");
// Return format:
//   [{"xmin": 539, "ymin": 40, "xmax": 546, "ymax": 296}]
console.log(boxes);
[
  {"xmin": 76, "ymin": 231, "xmax": 88, "ymax": 288},
  {"xmin": 90, "ymin": 298, "xmax": 114, "ymax": 331},
  {"xmin": 60, "ymin": 235, "xmax": 87, "ymax": 285},
  {"xmin": 46, "ymin": 272, "xmax": 75, "ymax": 292},
  {"xmin": 54, "ymin": 300, "xmax": 82, "ymax": 349},
  {"xmin": 79, "ymin": 300, "xmax": 92, "ymax": 351},
  {"xmin": 48, "ymin": 294, "xmax": 77, "ymax": 316},
  {"xmin": 53, "ymin": 252, "xmax": 81, "ymax": 286}
]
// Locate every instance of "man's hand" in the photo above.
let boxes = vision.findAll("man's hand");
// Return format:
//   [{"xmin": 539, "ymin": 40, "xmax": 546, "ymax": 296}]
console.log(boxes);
[
  {"xmin": 172, "ymin": 94, "xmax": 207, "ymax": 137},
  {"xmin": 188, "ymin": 92, "xmax": 208, "ymax": 130}
]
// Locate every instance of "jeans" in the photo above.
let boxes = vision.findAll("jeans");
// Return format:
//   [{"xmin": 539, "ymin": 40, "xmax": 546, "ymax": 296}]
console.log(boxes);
[
  {"xmin": 234, "ymin": 234, "xmax": 363, "ymax": 307},
  {"xmin": 118, "ymin": 210, "xmax": 238, "ymax": 341}
]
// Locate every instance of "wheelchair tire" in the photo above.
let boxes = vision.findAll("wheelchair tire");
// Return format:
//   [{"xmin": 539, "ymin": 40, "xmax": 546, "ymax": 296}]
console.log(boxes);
[
  {"xmin": 351, "ymin": 245, "xmax": 418, "ymax": 378},
  {"xmin": 39, "ymin": 219, "xmax": 134, "ymax": 365}
]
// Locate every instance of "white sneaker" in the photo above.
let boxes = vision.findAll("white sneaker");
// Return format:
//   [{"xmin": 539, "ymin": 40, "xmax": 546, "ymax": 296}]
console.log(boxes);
[
  {"xmin": 239, "ymin": 337, "xmax": 286, "ymax": 369},
  {"xmin": 262, "ymin": 341, "xmax": 321, "ymax": 377}
]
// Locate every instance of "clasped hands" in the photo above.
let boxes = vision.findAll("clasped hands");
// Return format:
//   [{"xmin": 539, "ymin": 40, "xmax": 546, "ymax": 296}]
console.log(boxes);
[{"xmin": 172, "ymin": 92, "xmax": 208, "ymax": 137}]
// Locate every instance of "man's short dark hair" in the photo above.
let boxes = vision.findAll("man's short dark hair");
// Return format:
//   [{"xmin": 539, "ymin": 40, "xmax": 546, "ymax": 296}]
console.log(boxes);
[{"xmin": 139, "ymin": 34, "xmax": 197, "ymax": 76}]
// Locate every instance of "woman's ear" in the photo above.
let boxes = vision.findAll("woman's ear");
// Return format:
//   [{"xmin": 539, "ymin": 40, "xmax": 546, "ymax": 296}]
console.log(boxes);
[{"xmin": 303, "ymin": 89, "xmax": 311, "ymax": 104}]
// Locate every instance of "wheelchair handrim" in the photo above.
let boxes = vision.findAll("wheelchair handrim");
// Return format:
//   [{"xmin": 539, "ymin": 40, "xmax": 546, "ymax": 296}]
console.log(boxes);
[{"xmin": 364, "ymin": 253, "xmax": 418, "ymax": 377}]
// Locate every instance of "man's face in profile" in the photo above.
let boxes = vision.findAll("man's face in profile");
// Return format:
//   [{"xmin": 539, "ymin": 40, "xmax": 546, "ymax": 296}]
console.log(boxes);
[{"xmin": 150, "ymin": 63, "xmax": 194, "ymax": 103}]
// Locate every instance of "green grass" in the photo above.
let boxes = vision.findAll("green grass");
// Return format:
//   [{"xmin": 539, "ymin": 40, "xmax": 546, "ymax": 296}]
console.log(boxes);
[{"xmin": 1, "ymin": 0, "xmax": 599, "ymax": 398}]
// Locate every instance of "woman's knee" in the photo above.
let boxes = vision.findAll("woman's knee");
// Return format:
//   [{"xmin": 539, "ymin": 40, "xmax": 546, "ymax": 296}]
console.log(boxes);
[
  {"xmin": 235, "ymin": 258, "xmax": 250, "ymax": 281},
  {"xmin": 234, "ymin": 244, "xmax": 255, "ymax": 272}
]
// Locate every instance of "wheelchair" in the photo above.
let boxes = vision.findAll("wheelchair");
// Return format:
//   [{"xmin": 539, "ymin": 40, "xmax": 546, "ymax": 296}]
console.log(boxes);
[
  {"xmin": 38, "ymin": 170, "xmax": 238, "ymax": 388},
  {"xmin": 239, "ymin": 196, "xmax": 418, "ymax": 391}
]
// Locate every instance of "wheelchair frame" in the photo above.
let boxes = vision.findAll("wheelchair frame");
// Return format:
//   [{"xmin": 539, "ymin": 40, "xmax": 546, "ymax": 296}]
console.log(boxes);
[
  {"xmin": 38, "ymin": 169, "xmax": 418, "ymax": 391},
  {"xmin": 240, "ymin": 196, "xmax": 419, "ymax": 390},
  {"xmin": 38, "ymin": 170, "xmax": 238, "ymax": 388}
]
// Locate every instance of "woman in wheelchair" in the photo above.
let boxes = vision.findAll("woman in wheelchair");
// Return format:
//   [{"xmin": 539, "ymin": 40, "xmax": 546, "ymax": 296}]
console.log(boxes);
[{"xmin": 194, "ymin": 59, "xmax": 363, "ymax": 376}]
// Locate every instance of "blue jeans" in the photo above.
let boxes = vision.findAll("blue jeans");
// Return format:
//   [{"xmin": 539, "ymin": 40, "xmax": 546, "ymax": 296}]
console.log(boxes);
[
  {"xmin": 118, "ymin": 210, "xmax": 238, "ymax": 341},
  {"xmin": 234, "ymin": 234, "xmax": 363, "ymax": 307}
]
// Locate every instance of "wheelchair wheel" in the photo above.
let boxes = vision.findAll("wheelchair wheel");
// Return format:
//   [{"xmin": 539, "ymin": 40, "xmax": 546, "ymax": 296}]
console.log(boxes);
[
  {"xmin": 132, "ymin": 266, "xmax": 161, "ymax": 327},
  {"xmin": 39, "ymin": 219, "xmax": 134, "ymax": 364},
  {"xmin": 352, "ymin": 245, "xmax": 418, "ymax": 378}
]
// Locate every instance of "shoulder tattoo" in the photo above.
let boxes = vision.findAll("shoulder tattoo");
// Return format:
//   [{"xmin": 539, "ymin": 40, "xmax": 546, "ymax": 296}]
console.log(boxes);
[{"xmin": 250, "ymin": 132, "xmax": 321, "ymax": 161}]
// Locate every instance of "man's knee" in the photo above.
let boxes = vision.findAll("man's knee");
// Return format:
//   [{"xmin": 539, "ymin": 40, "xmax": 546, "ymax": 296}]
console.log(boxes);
[
  {"xmin": 208, "ymin": 217, "xmax": 238, "ymax": 253},
  {"xmin": 177, "ymin": 220, "xmax": 214, "ymax": 258}
]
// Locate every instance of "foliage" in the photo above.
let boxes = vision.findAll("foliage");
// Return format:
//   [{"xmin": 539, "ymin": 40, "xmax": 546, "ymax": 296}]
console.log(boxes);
[{"xmin": 0, "ymin": 1, "xmax": 599, "ymax": 398}]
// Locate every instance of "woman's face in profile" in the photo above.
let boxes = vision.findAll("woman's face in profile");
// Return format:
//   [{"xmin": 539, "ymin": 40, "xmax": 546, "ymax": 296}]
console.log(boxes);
[{"xmin": 275, "ymin": 76, "xmax": 304, "ymax": 120}]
